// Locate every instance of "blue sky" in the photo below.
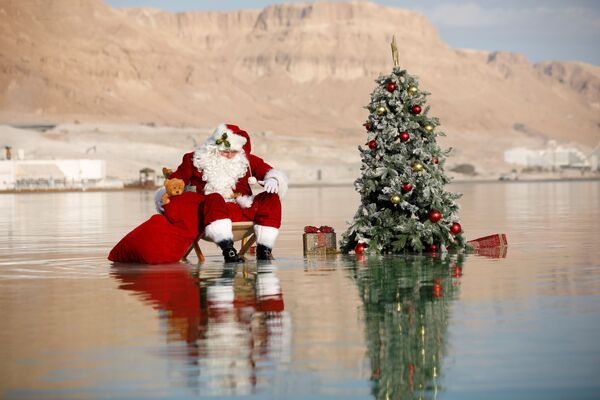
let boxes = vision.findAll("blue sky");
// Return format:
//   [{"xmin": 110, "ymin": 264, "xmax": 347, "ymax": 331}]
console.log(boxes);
[{"xmin": 106, "ymin": 0, "xmax": 600, "ymax": 65}]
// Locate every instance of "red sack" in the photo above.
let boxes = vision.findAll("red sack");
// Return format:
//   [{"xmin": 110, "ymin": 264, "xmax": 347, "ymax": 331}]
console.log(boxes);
[
  {"xmin": 113, "ymin": 264, "xmax": 201, "ymax": 319},
  {"xmin": 112, "ymin": 264, "xmax": 204, "ymax": 343},
  {"xmin": 108, "ymin": 192, "xmax": 203, "ymax": 264}
]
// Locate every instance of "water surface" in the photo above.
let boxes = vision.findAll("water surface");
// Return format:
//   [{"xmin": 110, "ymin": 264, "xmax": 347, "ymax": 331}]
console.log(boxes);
[{"xmin": 1, "ymin": 181, "xmax": 599, "ymax": 399}]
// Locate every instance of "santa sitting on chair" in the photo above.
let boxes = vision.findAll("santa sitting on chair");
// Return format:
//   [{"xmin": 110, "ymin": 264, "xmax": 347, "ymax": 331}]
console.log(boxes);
[{"xmin": 159, "ymin": 123, "xmax": 288, "ymax": 263}]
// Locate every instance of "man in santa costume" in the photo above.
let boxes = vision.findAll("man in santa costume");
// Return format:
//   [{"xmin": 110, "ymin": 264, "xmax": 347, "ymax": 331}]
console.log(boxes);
[{"xmin": 157, "ymin": 123, "xmax": 288, "ymax": 262}]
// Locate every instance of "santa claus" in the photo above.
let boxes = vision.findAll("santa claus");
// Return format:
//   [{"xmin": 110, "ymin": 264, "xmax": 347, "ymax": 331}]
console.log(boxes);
[{"xmin": 157, "ymin": 123, "xmax": 288, "ymax": 262}]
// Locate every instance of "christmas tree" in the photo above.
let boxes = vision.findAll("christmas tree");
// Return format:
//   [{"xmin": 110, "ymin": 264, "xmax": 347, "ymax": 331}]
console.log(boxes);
[{"xmin": 341, "ymin": 37, "xmax": 467, "ymax": 254}]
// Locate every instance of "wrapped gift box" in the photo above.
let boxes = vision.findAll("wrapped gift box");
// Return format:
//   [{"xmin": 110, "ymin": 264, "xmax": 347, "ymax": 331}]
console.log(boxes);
[
  {"xmin": 303, "ymin": 232, "xmax": 337, "ymax": 256},
  {"xmin": 467, "ymin": 233, "xmax": 507, "ymax": 249},
  {"xmin": 473, "ymin": 246, "xmax": 507, "ymax": 258},
  {"xmin": 467, "ymin": 233, "xmax": 508, "ymax": 258}
]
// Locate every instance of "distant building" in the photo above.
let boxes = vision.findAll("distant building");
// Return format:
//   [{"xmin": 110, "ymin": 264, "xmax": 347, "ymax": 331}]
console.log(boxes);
[
  {"xmin": 591, "ymin": 143, "xmax": 600, "ymax": 172},
  {"xmin": 0, "ymin": 159, "xmax": 120, "ymax": 190},
  {"xmin": 0, "ymin": 161, "xmax": 15, "ymax": 189},
  {"xmin": 504, "ymin": 141, "xmax": 588, "ymax": 169},
  {"xmin": 139, "ymin": 167, "xmax": 156, "ymax": 189},
  {"xmin": 504, "ymin": 147, "xmax": 546, "ymax": 167}
]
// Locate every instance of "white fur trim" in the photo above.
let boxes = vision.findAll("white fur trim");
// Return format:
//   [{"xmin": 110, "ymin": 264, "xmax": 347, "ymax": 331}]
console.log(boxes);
[
  {"xmin": 204, "ymin": 218, "xmax": 233, "ymax": 243},
  {"xmin": 212, "ymin": 123, "xmax": 247, "ymax": 152},
  {"xmin": 265, "ymin": 168, "xmax": 288, "ymax": 199},
  {"xmin": 254, "ymin": 224, "xmax": 279, "ymax": 248},
  {"xmin": 257, "ymin": 274, "xmax": 282, "ymax": 297},
  {"xmin": 248, "ymin": 176, "xmax": 258, "ymax": 185},
  {"xmin": 235, "ymin": 195, "xmax": 254, "ymax": 209},
  {"xmin": 154, "ymin": 187, "xmax": 166, "ymax": 213},
  {"xmin": 207, "ymin": 285, "xmax": 234, "ymax": 307}
]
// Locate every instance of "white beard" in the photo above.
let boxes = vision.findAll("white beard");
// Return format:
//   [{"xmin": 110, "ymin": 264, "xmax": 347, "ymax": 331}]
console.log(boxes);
[{"xmin": 193, "ymin": 146, "xmax": 249, "ymax": 198}]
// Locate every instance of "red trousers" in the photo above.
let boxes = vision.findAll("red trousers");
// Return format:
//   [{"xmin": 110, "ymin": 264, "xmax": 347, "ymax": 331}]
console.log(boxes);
[{"xmin": 200, "ymin": 192, "xmax": 282, "ymax": 229}]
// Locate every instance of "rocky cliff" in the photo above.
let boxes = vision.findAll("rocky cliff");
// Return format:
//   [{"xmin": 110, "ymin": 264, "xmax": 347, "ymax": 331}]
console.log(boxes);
[{"xmin": 0, "ymin": 0, "xmax": 599, "ymax": 173}]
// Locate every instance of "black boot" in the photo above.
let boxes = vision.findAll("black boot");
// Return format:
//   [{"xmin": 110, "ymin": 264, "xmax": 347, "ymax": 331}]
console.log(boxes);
[
  {"xmin": 256, "ymin": 244, "xmax": 274, "ymax": 261},
  {"xmin": 218, "ymin": 240, "xmax": 244, "ymax": 263}
]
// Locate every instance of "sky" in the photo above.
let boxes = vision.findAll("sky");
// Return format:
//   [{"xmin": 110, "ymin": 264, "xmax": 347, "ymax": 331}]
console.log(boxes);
[{"xmin": 106, "ymin": 0, "xmax": 600, "ymax": 65}]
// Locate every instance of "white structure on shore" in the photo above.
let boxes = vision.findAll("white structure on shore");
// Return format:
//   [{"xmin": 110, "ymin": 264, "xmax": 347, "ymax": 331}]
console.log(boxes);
[
  {"xmin": 504, "ymin": 141, "xmax": 588, "ymax": 169},
  {"xmin": 0, "ymin": 159, "xmax": 121, "ymax": 190},
  {"xmin": 591, "ymin": 143, "xmax": 600, "ymax": 172}
]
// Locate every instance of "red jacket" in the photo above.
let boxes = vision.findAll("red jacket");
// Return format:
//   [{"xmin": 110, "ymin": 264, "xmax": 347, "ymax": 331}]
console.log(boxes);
[{"xmin": 170, "ymin": 151, "xmax": 272, "ymax": 197}]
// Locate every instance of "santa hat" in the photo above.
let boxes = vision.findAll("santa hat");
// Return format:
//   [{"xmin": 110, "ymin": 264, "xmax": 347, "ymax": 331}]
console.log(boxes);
[{"xmin": 209, "ymin": 123, "xmax": 251, "ymax": 153}]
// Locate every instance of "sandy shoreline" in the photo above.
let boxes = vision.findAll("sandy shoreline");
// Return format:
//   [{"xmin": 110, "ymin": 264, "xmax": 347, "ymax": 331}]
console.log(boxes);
[
  {"xmin": 2, "ymin": 175, "xmax": 598, "ymax": 194},
  {"xmin": 2, "ymin": 122, "xmax": 597, "ymax": 193}
]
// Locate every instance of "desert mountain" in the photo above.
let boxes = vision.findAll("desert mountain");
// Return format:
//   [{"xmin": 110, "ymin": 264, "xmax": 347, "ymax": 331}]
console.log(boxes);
[{"xmin": 0, "ymin": 0, "xmax": 599, "ymax": 176}]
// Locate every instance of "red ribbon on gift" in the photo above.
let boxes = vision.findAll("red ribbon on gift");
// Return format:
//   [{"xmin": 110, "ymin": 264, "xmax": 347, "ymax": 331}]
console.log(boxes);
[
  {"xmin": 316, "ymin": 232, "xmax": 326, "ymax": 247},
  {"xmin": 304, "ymin": 225, "xmax": 335, "ymax": 234}
]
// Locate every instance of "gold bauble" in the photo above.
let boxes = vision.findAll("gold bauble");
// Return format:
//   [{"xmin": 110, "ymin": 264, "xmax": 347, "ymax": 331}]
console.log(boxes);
[
  {"xmin": 376, "ymin": 106, "xmax": 387, "ymax": 116},
  {"xmin": 408, "ymin": 86, "xmax": 418, "ymax": 96},
  {"xmin": 390, "ymin": 194, "xmax": 402, "ymax": 205},
  {"xmin": 412, "ymin": 162, "xmax": 424, "ymax": 172}
]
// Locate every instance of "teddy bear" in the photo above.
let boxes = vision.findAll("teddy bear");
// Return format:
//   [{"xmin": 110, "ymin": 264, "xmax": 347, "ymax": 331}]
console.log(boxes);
[{"xmin": 161, "ymin": 178, "xmax": 185, "ymax": 205}]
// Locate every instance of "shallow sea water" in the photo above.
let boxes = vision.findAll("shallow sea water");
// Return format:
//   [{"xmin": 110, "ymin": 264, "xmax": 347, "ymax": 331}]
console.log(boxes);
[{"xmin": 0, "ymin": 181, "xmax": 599, "ymax": 399}]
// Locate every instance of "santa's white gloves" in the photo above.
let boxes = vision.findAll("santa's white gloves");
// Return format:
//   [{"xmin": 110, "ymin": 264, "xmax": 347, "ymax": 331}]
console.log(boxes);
[
  {"xmin": 154, "ymin": 187, "xmax": 166, "ymax": 213},
  {"xmin": 262, "ymin": 178, "xmax": 279, "ymax": 194}
]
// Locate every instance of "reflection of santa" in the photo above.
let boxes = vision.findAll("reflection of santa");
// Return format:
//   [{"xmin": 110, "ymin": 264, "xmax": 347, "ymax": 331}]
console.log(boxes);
[
  {"xmin": 256, "ymin": 265, "xmax": 284, "ymax": 313},
  {"xmin": 205, "ymin": 264, "xmax": 290, "ymax": 358},
  {"xmin": 159, "ymin": 123, "xmax": 288, "ymax": 262},
  {"xmin": 112, "ymin": 263, "xmax": 291, "ymax": 396}
]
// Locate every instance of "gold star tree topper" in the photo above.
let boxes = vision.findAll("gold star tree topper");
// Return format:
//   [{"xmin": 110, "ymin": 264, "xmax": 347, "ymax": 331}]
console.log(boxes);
[{"xmin": 391, "ymin": 35, "xmax": 399, "ymax": 67}]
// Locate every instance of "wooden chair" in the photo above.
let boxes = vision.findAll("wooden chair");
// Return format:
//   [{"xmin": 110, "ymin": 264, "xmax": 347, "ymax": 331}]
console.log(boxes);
[{"xmin": 182, "ymin": 221, "xmax": 256, "ymax": 263}]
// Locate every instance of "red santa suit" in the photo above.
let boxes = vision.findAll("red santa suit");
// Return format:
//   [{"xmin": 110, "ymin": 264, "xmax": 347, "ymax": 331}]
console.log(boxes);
[{"xmin": 167, "ymin": 123, "xmax": 288, "ymax": 249}]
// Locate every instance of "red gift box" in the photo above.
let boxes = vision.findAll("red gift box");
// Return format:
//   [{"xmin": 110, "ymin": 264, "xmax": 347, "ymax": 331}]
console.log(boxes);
[
  {"xmin": 468, "ymin": 233, "xmax": 508, "ymax": 258},
  {"xmin": 468, "ymin": 233, "xmax": 507, "ymax": 249},
  {"xmin": 303, "ymin": 225, "xmax": 337, "ymax": 256}
]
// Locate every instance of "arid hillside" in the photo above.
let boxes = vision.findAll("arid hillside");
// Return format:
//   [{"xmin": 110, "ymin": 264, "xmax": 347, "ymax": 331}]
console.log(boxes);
[{"xmin": 0, "ymin": 0, "xmax": 599, "ymax": 175}]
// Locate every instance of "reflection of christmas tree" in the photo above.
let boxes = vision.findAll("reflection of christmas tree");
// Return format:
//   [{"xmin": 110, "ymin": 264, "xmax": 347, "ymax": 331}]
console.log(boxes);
[
  {"xmin": 350, "ymin": 255, "xmax": 465, "ymax": 399},
  {"xmin": 341, "ymin": 38, "xmax": 466, "ymax": 254}
]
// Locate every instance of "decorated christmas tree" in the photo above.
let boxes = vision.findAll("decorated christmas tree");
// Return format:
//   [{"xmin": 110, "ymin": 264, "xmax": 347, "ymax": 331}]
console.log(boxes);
[{"xmin": 341, "ymin": 37, "xmax": 467, "ymax": 254}]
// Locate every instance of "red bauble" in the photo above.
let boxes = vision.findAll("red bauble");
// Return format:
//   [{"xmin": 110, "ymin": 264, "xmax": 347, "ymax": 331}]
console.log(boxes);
[
  {"xmin": 355, "ymin": 243, "xmax": 366, "ymax": 254},
  {"xmin": 433, "ymin": 157, "xmax": 439, "ymax": 164},
  {"xmin": 399, "ymin": 131, "xmax": 410, "ymax": 142},
  {"xmin": 401, "ymin": 183, "xmax": 413, "ymax": 193},
  {"xmin": 428, "ymin": 210, "xmax": 442, "ymax": 223},
  {"xmin": 450, "ymin": 222, "xmax": 462, "ymax": 235},
  {"xmin": 367, "ymin": 140, "xmax": 377, "ymax": 149},
  {"xmin": 411, "ymin": 105, "xmax": 422, "ymax": 114},
  {"xmin": 426, "ymin": 244, "xmax": 438, "ymax": 253},
  {"xmin": 363, "ymin": 122, "xmax": 373, "ymax": 132},
  {"xmin": 386, "ymin": 82, "xmax": 397, "ymax": 92},
  {"xmin": 452, "ymin": 265, "xmax": 462, "ymax": 278},
  {"xmin": 433, "ymin": 282, "xmax": 442, "ymax": 298}
]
